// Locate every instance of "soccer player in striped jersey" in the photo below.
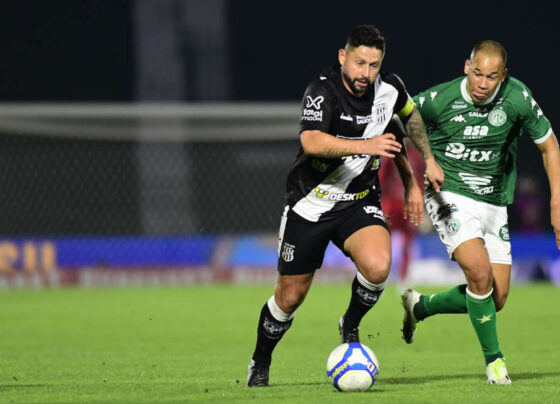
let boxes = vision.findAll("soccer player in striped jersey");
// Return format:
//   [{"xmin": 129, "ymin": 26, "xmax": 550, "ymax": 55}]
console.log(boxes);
[
  {"xmin": 400, "ymin": 40, "xmax": 560, "ymax": 384},
  {"xmin": 247, "ymin": 24, "xmax": 444, "ymax": 387}
]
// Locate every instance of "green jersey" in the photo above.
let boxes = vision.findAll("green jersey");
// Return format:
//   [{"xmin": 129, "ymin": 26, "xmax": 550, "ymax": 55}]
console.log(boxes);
[{"xmin": 413, "ymin": 76, "xmax": 552, "ymax": 205}]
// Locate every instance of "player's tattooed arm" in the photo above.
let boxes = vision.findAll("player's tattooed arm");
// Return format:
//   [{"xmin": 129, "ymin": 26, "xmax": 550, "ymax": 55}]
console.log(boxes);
[
  {"xmin": 402, "ymin": 108, "xmax": 433, "ymax": 160},
  {"xmin": 301, "ymin": 130, "xmax": 401, "ymax": 159},
  {"xmin": 323, "ymin": 147, "xmax": 355, "ymax": 158},
  {"xmin": 400, "ymin": 107, "xmax": 444, "ymax": 192}
]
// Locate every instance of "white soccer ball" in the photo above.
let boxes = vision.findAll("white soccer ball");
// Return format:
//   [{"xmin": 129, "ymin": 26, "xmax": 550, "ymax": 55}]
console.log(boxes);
[{"xmin": 326, "ymin": 342, "xmax": 380, "ymax": 392}]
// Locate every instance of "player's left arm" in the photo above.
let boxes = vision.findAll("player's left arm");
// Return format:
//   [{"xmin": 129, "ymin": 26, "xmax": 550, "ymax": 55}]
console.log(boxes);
[
  {"xmin": 385, "ymin": 118, "xmax": 424, "ymax": 225},
  {"xmin": 536, "ymin": 133, "xmax": 560, "ymax": 248},
  {"xmin": 398, "ymin": 104, "xmax": 444, "ymax": 192}
]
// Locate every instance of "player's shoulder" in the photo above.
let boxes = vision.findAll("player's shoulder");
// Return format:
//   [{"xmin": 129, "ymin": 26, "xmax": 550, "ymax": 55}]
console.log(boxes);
[
  {"xmin": 304, "ymin": 66, "xmax": 338, "ymax": 96},
  {"xmin": 413, "ymin": 76, "xmax": 463, "ymax": 113},
  {"xmin": 500, "ymin": 75, "xmax": 533, "ymax": 99},
  {"xmin": 378, "ymin": 70, "xmax": 407, "ymax": 90},
  {"xmin": 417, "ymin": 76, "xmax": 463, "ymax": 98}
]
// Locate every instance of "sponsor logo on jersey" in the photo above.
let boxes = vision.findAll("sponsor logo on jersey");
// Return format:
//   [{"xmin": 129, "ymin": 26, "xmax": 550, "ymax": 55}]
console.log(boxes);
[
  {"xmin": 306, "ymin": 95, "xmax": 324, "ymax": 109},
  {"xmin": 488, "ymin": 109, "xmax": 507, "ymax": 127},
  {"xmin": 469, "ymin": 111, "xmax": 488, "ymax": 118},
  {"xmin": 452, "ymin": 101, "xmax": 468, "ymax": 109},
  {"xmin": 311, "ymin": 159, "xmax": 329, "ymax": 172},
  {"xmin": 450, "ymin": 115, "xmax": 466, "ymax": 123},
  {"xmin": 463, "ymin": 125, "xmax": 488, "ymax": 139},
  {"xmin": 444, "ymin": 142, "xmax": 494, "ymax": 162},
  {"xmin": 459, "ymin": 172, "xmax": 494, "ymax": 195},
  {"xmin": 302, "ymin": 109, "xmax": 323, "ymax": 121},
  {"xmin": 499, "ymin": 225, "xmax": 510, "ymax": 241},
  {"xmin": 281, "ymin": 242, "xmax": 295, "ymax": 262},
  {"xmin": 356, "ymin": 115, "xmax": 372, "ymax": 125},
  {"xmin": 314, "ymin": 187, "xmax": 370, "ymax": 201},
  {"xmin": 445, "ymin": 218, "xmax": 461, "ymax": 235},
  {"xmin": 340, "ymin": 113, "xmax": 353, "ymax": 121}
]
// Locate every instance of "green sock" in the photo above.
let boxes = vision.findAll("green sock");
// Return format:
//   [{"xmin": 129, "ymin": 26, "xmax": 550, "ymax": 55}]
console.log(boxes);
[
  {"xmin": 466, "ymin": 288, "xmax": 502, "ymax": 364},
  {"xmin": 413, "ymin": 284, "xmax": 468, "ymax": 320}
]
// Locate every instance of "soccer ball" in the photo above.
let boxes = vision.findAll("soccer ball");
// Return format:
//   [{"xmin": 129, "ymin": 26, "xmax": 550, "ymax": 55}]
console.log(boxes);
[{"xmin": 326, "ymin": 342, "xmax": 379, "ymax": 392}]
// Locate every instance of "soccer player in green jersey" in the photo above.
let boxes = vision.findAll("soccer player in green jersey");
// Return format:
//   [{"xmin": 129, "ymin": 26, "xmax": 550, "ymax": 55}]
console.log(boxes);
[{"xmin": 400, "ymin": 40, "xmax": 560, "ymax": 384}]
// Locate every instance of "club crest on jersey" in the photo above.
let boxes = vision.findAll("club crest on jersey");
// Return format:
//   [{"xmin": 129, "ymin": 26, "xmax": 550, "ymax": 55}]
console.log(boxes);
[
  {"xmin": 374, "ymin": 102, "xmax": 388, "ymax": 124},
  {"xmin": 306, "ymin": 95, "xmax": 324, "ymax": 109},
  {"xmin": 281, "ymin": 243, "xmax": 295, "ymax": 262},
  {"xmin": 488, "ymin": 109, "xmax": 507, "ymax": 127}
]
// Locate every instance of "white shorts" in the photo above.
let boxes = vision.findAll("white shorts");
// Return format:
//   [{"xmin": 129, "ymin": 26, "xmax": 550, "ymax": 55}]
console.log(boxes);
[{"xmin": 424, "ymin": 191, "xmax": 512, "ymax": 265}]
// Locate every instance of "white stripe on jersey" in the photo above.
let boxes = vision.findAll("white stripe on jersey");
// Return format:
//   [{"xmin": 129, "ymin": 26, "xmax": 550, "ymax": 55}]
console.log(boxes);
[
  {"xmin": 362, "ymin": 78, "xmax": 401, "ymax": 139},
  {"xmin": 292, "ymin": 156, "xmax": 371, "ymax": 222}
]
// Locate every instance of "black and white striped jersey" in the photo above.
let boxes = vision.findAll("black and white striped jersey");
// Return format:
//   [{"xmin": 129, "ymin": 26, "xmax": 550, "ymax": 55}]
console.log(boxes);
[{"xmin": 285, "ymin": 65, "xmax": 414, "ymax": 222}]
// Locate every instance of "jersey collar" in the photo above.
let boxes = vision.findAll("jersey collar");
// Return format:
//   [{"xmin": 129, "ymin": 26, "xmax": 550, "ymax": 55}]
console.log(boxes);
[{"xmin": 460, "ymin": 77, "xmax": 502, "ymax": 105}]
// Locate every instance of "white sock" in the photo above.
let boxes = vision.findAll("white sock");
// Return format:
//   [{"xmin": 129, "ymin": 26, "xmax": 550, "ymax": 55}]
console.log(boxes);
[
  {"xmin": 357, "ymin": 271, "xmax": 385, "ymax": 291},
  {"xmin": 267, "ymin": 295, "xmax": 295, "ymax": 322}
]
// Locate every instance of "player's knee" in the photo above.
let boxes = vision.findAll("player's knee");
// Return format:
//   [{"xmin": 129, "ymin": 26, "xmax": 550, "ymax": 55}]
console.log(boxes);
[
  {"xmin": 357, "ymin": 252, "xmax": 391, "ymax": 283},
  {"xmin": 276, "ymin": 287, "xmax": 307, "ymax": 313},
  {"xmin": 465, "ymin": 268, "xmax": 493, "ymax": 293}
]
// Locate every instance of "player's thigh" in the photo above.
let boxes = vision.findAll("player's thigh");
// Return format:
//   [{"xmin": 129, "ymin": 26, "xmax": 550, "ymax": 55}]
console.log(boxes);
[
  {"xmin": 277, "ymin": 206, "xmax": 332, "ymax": 276},
  {"xmin": 425, "ymin": 191, "xmax": 484, "ymax": 260},
  {"xmin": 333, "ymin": 199, "xmax": 391, "ymax": 281},
  {"xmin": 343, "ymin": 225, "xmax": 392, "ymax": 277}
]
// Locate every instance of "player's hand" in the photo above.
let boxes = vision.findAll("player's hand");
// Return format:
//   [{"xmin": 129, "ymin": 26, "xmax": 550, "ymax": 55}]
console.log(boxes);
[
  {"xmin": 364, "ymin": 133, "xmax": 402, "ymax": 158},
  {"xmin": 403, "ymin": 181, "xmax": 424, "ymax": 226},
  {"xmin": 551, "ymin": 198, "xmax": 560, "ymax": 249},
  {"xmin": 424, "ymin": 158, "xmax": 444, "ymax": 192}
]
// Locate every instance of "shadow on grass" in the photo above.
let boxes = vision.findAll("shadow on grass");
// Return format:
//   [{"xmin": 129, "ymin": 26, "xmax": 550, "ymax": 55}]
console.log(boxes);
[
  {"xmin": 271, "ymin": 371, "xmax": 560, "ymax": 388},
  {"xmin": 382, "ymin": 371, "xmax": 560, "ymax": 385}
]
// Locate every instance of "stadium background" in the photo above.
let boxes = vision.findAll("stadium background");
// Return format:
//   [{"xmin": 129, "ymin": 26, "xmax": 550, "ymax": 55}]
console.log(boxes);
[{"xmin": 0, "ymin": 0, "xmax": 558, "ymax": 287}]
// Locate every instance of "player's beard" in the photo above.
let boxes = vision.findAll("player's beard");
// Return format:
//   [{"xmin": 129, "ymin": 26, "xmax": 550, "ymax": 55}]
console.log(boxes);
[{"xmin": 341, "ymin": 70, "xmax": 372, "ymax": 96}]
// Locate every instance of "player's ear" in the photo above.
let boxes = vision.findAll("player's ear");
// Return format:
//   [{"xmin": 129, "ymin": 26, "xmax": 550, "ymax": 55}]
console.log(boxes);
[
  {"xmin": 501, "ymin": 67, "xmax": 508, "ymax": 82},
  {"xmin": 338, "ymin": 49, "xmax": 346, "ymax": 66},
  {"xmin": 464, "ymin": 59, "xmax": 471, "ymax": 75}
]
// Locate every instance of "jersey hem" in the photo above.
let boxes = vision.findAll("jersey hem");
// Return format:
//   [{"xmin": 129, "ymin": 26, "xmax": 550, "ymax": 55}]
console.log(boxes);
[{"xmin": 427, "ymin": 188, "xmax": 507, "ymax": 207}]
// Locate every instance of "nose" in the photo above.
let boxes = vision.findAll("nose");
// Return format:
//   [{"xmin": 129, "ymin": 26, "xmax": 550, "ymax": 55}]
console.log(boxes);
[{"xmin": 479, "ymin": 77, "xmax": 488, "ymax": 89}]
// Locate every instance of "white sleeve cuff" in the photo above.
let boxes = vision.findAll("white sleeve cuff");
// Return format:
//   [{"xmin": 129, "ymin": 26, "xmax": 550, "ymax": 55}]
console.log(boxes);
[{"xmin": 534, "ymin": 127, "xmax": 554, "ymax": 144}]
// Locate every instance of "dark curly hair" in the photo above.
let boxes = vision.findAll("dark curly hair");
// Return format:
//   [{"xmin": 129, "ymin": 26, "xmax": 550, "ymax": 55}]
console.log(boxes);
[{"xmin": 345, "ymin": 25, "xmax": 386, "ymax": 54}]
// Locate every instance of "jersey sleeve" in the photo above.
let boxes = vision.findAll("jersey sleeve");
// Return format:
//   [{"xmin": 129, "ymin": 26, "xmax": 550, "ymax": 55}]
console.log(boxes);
[
  {"xmin": 386, "ymin": 73, "xmax": 415, "ymax": 120},
  {"xmin": 299, "ymin": 79, "xmax": 335, "ymax": 133},
  {"xmin": 516, "ymin": 86, "xmax": 553, "ymax": 144}
]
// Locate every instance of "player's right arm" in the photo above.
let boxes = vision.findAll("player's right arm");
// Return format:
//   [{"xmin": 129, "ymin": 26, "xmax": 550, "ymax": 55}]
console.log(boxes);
[{"xmin": 301, "ymin": 130, "xmax": 402, "ymax": 158}]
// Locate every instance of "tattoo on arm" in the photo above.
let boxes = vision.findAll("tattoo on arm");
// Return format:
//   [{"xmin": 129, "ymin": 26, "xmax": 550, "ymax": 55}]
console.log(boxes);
[
  {"xmin": 404, "ymin": 109, "xmax": 433, "ymax": 160},
  {"xmin": 323, "ymin": 147, "xmax": 354, "ymax": 158}
]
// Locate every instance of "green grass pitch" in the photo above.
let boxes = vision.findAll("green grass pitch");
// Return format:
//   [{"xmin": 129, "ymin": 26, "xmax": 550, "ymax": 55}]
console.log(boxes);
[{"xmin": 1, "ymin": 282, "xmax": 559, "ymax": 403}]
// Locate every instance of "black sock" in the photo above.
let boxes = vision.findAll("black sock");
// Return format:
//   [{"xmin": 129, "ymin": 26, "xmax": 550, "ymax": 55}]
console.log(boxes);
[
  {"xmin": 251, "ymin": 302, "xmax": 293, "ymax": 366},
  {"xmin": 343, "ymin": 275, "xmax": 384, "ymax": 329}
]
